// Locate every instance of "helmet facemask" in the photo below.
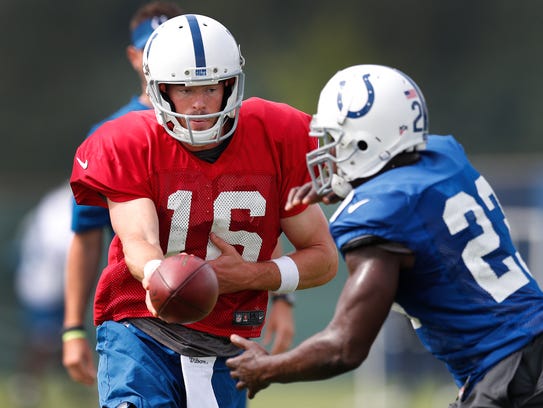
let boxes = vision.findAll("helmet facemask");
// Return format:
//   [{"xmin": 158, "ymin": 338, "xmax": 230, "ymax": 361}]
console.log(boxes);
[
  {"xmin": 147, "ymin": 73, "xmax": 245, "ymax": 145},
  {"xmin": 307, "ymin": 125, "xmax": 361, "ymax": 197}
]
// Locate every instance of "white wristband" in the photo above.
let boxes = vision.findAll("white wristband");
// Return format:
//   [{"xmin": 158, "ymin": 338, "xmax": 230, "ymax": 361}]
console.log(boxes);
[
  {"xmin": 271, "ymin": 256, "xmax": 299, "ymax": 293},
  {"xmin": 143, "ymin": 259, "xmax": 162, "ymax": 280}
]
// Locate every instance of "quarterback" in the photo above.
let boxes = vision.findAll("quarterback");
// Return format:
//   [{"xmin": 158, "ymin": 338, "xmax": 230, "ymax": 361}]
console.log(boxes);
[{"xmin": 70, "ymin": 14, "xmax": 337, "ymax": 408}]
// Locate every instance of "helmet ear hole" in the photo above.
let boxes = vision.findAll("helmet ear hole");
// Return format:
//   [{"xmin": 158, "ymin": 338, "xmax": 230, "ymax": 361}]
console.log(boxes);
[{"xmin": 357, "ymin": 140, "xmax": 368, "ymax": 151}]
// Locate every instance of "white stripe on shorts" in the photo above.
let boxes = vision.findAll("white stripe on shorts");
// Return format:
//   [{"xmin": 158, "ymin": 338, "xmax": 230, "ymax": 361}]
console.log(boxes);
[{"xmin": 180, "ymin": 355, "xmax": 219, "ymax": 408}]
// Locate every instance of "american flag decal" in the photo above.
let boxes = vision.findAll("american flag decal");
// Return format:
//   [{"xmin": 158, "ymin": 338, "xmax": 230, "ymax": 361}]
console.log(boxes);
[{"xmin": 404, "ymin": 89, "xmax": 417, "ymax": 99}]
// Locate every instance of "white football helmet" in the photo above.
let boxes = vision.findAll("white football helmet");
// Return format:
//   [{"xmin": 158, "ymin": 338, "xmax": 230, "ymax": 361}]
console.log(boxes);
[
  {"xmin": 143, "ymin": 14, "xmax": 245, "ymax": 145},
  {"xmin": 307, "ymin": 64, "xmax": 428, "ymax": 197}
]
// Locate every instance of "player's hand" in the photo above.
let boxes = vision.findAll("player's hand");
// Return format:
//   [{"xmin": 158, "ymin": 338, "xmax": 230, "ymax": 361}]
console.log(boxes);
[
  {"xmin": 285, "ymin": 181, "xmax": 341, "ymax": 211},
  {"xmin": 63, "ymin": 337, "xmax": 97, "ymax": 386},
  {"xmin": 227, "ymin": 334, "xmax": 271, "ymax": 399},
  {"xmin": 142, "ymin": 262, "xmax": 159, "ymax": 317},
  {"xmin": 262, "ymin": 298, "xmax": 294, "ymax": 354},
  {"xmin": 145, "ymin": 289, "xmax": 159, "ymax": 317},
  {"xmin": 208, "ymin": 233, "xmax": 249, "ymax": 294},
  {"xmin": 141, "ymin": 262, "xmax": 160, "ymax": 317}
]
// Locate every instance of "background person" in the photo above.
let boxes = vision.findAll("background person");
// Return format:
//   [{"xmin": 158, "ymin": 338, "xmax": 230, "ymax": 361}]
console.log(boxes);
[
  {"xmin": 227, "ymin": 64, "xmax": 543, "ymax": 408},
  {"xmin": 62, "ymin": 1, "xmax": 184, "ymax": 386},
  {"xmin": 12, "ymin": 182, "xmax": 73, "ymax": 407}
]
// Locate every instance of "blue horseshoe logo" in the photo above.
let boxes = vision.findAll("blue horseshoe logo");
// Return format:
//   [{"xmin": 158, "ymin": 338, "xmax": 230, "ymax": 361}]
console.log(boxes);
[{"xmin": 337, "ymin": 74, "xmax": 374, "ymax": 118}]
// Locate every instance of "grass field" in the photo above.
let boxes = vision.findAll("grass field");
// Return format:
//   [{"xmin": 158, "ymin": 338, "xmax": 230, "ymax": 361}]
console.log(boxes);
[
  {"xmin": 0, "ymin": 371, "xmax": 457, "ymax": 408},
  {"xmin": 250, "ymin": 376, "xmax": 457, "ymax": 408}
]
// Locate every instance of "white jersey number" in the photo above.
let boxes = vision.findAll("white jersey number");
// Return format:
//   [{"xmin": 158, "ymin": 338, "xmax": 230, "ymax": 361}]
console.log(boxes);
[
  {"xmin": 443, "ymin": 176, "xmax": 529, "ymax": 303},
  {"xmin": 166, "ymin": 190, "xmax": 265, "ymax": 262}
]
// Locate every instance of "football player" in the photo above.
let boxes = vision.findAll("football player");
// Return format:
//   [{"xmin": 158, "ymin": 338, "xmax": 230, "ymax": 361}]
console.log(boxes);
[
  {"xmin": 70, "ymin": 14, "xmax": 337, "ymax": 408},
  {"xmin": 63, "ymin": 2, "xmax": 299, "ymax": 388},
  {"xmin": 227, "ymin": 64, "xmax": 543, "ymax": 408}
]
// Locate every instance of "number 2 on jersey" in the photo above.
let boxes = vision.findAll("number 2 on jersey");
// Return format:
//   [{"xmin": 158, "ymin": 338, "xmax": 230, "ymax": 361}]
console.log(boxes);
[{"xmin": 443, "ymin": 176, "xmax": 529, "ymax": 303}]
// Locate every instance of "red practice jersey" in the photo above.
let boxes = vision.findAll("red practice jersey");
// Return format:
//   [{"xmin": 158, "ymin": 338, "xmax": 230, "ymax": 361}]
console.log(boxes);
[{"xmin": 71, "ymin": 97, "xmax": 316, "ymax": 338}]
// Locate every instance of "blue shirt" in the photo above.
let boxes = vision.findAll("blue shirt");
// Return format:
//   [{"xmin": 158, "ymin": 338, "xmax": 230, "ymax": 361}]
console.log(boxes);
[
  {"xmin": 71, "ymin": 96, "xmax": 149, "ymax": 232},
  {"xmin": 330, "ymin": 135, "xmax": 543, "ymax": 393}
]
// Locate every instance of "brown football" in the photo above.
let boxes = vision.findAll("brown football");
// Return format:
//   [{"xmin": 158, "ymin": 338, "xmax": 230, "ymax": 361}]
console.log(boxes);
[{"xmin": 148, "ymin": 253, "xmax": 219, "ymax": 324}]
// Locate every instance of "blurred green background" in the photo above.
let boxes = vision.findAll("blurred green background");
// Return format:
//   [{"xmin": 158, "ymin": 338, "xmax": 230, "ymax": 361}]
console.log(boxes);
[{"xmin": 2, "ymin": 0, "xmax": 543, "ymax": 407}]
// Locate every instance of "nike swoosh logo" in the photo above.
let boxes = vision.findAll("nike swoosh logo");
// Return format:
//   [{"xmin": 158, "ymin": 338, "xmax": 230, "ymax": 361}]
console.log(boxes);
[
  {"xmin": 347, "ymin": 198, "xmax": 370, "ymax": 214},
  {"xmin": 76, "ymin": 157, "xmax": 88, "ymax": 170}
]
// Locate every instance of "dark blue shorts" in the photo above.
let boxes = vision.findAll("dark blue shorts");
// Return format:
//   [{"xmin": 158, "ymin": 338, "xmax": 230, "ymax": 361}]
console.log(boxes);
[{"xmin": 96, "ymin": 321, "xmax": 247, "ymax": 408}]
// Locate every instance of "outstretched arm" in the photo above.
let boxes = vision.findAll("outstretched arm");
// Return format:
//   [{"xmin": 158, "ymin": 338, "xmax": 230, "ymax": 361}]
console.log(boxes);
[
  {"xmin": 107, "ymin": 197, "xmax": 164, "ymax": 282},
  {"xmin": 227, "ymin": 245, "xmax": 402, "ymax": 399},
  {"xmin": 107, "ymin": 197, "xmax": 165, "ymax": 315}
]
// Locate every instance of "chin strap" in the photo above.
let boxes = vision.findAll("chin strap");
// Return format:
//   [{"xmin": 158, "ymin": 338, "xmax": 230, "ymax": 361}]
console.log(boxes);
[{"xmin": 331, "ymin": 174, "xmax": 353, "ymax": 198}]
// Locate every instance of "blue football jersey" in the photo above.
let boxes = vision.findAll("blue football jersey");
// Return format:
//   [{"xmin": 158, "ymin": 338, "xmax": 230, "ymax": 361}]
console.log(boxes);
[
  {"xmin": 71, "ymin": 96, "xmax": 149, "ymax": 233},
  {"xmin": 329, "ymin": 135, "xmax": 543, "ymax": 392}
]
